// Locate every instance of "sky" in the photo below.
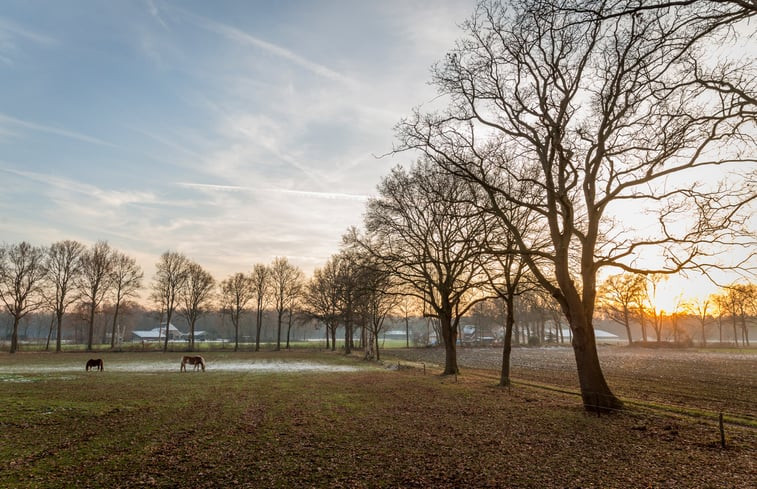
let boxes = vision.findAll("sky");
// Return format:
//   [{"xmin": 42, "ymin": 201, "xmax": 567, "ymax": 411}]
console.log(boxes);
[
  {"xmin": 0, "ymin": 0, "xmax": 477, "ymax": 283},
  {"xmin": 0, "ymin": 1, "xmax": 753, "ymax": 307}
]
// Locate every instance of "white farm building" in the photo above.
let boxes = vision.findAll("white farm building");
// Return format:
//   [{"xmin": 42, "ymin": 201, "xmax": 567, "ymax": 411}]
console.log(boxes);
[{"xmin": 132, "ymin": 322, "xmax": 207, "ymax": 342}]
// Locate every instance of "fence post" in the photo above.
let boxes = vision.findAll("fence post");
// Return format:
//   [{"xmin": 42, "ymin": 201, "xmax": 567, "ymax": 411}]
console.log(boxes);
[{"xmin": 719, "ymin": 412, "xmax": 726, "ymax": 449}]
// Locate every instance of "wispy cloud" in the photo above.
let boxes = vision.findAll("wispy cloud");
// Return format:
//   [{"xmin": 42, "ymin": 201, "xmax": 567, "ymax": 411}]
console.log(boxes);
[
  {"xmin": 144, "ymin": 0, "xmax": 169, "ymax": 30},
  {"xmin": 1, "ymin": 168, "xmax": 158, "ymax": 207},
  {"xmin": 0, "ymin": 17, "xmax": 58, "ymax": 66},
  {"xmin": 177, "ymin": 181, "xmax": 368, "ymax": 202},
  {"xmin": 271, "ymin": 188, "xmax": 369, "ymax": 202},
  {"xmin": 176, "ymin": 7, "xmax": 356, "ymax": 87},
  {"xmin": 176, "ymin": 182, "xmax": 247, "ymax": 192},
  {"xmin": 0, "ymin": 113, "xmax": 118, "ymax": 148},
  {"xmin": 0, "ymin": 17, "xmax": 57, "ymax": 46}
]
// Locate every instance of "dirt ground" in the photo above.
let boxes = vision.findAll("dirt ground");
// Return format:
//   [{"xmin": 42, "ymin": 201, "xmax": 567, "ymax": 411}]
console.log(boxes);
[
  {"xmin": 384, "ymin": 346, "xmax": 757, "ymax": 422},
  {"xmin": 1, "ymin": 350, "xmax": 755, "ymax": 488}
]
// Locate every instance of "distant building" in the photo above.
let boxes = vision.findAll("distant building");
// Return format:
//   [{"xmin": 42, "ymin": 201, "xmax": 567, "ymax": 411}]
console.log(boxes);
[
  {"xmin": 131, "ymin": 322, "xmax": 207, "ymax": 342},
  {"xmin": 383, "ymin": 330, "xmax": 409, "ymax": 340}
]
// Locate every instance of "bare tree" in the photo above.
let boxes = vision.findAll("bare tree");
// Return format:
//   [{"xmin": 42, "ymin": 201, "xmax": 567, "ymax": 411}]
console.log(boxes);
[
  {"xmin": 44, "ymin": 240, "xmax": 85, "ymax": 352},
  {"xmin": 178, "ymin": 261, "xmax": 215, "ymax": 351},
  {"xmin": 397, "ymin": 0, "xmax": 756, "ymax": 410},
  {"xmin": 396, "ymin": 292, "xmax": 421, "ymax": 348},
  {"xmin": 476, "ymin": 177, "xmax": 541, "ymax": 386},
  {"xmin": 732, "ymin": 283, "xmax": 756, "ymax": 346},
  {"xmin": 250, "ymin": 263, "xmax": 270, "ymax": 352},
  {"xmin": 304, "ymin": 256, "xmax": 343, "ymax": 351},
  {"xmin": 270, "ymin": 257, "xmax": 304, "ymax": 351},
  {"xmin": 152, "ymin": 251, "xmax": 189, "ymax": 352},
  {"xmin": 363, "ymin": 161, "xmax": 492, "ymax": 374},
  {"xmin": 79, "ymin": 241, "xmax": 114, "ymax": 351},
  {"xmin": 220, "ymin": 272, "xmax": 254, "ymax": 351},
  {"xmin": 598, "ymin": 273, "xmax": 646, "ymax": 346},
  {"xmin": 335, "ymin": 246, "xmax": 365, "ymax": 354},
  {"xmin": 686, "ymin": 296, "xmax": 713, "ymax": 346},
  {"xmin": 344, "ymin": 231, "xmax": 400, "ymax": 361},
  {"xmin": 0, "ymin": 242, "xmax": 47, "ymax": 353},
  {"xmin": 641, "ymin": 274, "xmax": 668, "ymax": 343},
  {"xmin": 109, "ymin": 251, "xmax": 143, "ymax": 349},
  {"xmin": 712, "ymin": 292, "xmax": 729, "ymax": 344}
]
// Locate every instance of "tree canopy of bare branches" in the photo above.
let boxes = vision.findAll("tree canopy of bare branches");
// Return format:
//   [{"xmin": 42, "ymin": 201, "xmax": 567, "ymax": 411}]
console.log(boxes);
[
  {"xmin": 220, "ymin": 272, "xmax": 254, "ymax": 352},
  {"xmin": 109, "ymin": 250, "xmax": 143, "ymax": 349},
  {"xmin": 598, "ymin": 273, "xmax": 646, "ymax": 346},
  {"xmin": 363, "ymin": 160, "xmax": 493, "ymax": 374},
  {"xmin": 178, "ymin": 261, "xmax": 215, "ymax": 351},
  {"xmin": 0, "ymin": 242, "xmax": 47, "ymax": 353},
  {"xmin": 79, "ymin": 241, "xmax": 114, "ymax": 351},
  {"xmin": 151, "ymin": 251, "xmax": 189, "ymax": 353},
  {"xmin": 304, "ymin": 256, "xmax": 343, "ymax": 351},
  {"xmin": 45, "ymin": 240, "xmax": 85, "ymax": 352},
  {"xmin": 270, "ymin": 257, "xmax": 304, "ymax": 351},
  {"xmin": 250, "ymin": 263, "xmax": 271, "ymax": 352},
  {"xmin": 396, "ymin": 0, "xmax": 756, "ymax": 410}
]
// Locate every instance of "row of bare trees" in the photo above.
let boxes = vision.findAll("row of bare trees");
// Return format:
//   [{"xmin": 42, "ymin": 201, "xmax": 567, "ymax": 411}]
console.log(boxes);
[
  {"xmin": 0, "ymin": 242, "xmax": 309, "ymax": 354},
  {"xmin": 213, "ymin": 257, "xmax": 304, "ymax": 352},
  {"xmin": 303, "ymin": 234, "xmax": 403, "ymax": 361},
  {"xmin": 0, "ymin": 240, "xmax": 143, "ymax": 353},
  {"xmin": 369, "ymin": 0, "xmax": 757, "ymax": 411},
  {"xmin": 150, "ymin": 253, "xmax": 306, "ymax": 353},
  {"xmin": 598, "ymin": 273, "xmax": 756, "ymax": 346}
]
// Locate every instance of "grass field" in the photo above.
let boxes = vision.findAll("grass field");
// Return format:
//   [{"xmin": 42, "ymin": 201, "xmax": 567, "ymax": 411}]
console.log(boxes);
[{"xmin": 1, "ymin": 350, "xmax": 755, "ymax": 488}]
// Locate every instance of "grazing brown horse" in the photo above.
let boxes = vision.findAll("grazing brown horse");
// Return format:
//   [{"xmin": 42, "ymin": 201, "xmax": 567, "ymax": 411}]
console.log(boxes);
[
  {"xmin": 180, "ymin": 355, "xmax": 206, "ymax": 372},
  {"xmin": 85, "ymin": 358, "xmax": 104, "ymax": 371}
]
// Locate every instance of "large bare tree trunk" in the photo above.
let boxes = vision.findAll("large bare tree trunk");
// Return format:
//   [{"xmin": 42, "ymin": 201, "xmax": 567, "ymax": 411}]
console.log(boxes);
[
  {"xmin": 55, "ymin": 313, "xmax": 64, "ymax": 352},
  {"xmin": 87, "ymin": 306, "xmax": 96, "ymax": 351},
  {"xmin": 110, "ymin": 302, "xmax": 121, "ymax": 349},
  {"xmin": 500, "ymin": 294, "xmax": 515, "ymax": 387},
  {"xmin": 46, "ymin": 314, "xmax": 54, "ymax": 351},
  {"xmin": 439, "ymin": 314, "xmax": 458, "ymax": 375},
  {"xmin": 233, "ymin": 316, "xmax": 239, "ymax": 352},
  {"xmin": 10, "ymin": 317, "xmax": 20, "ymax": 353},
  {"xmin": 732, "ymin": 317, "xmax": 739, "ymax": 346},
  {"xmin": 255, "ymin": 309, "xmax": 262, "ymax": 352},
  {"xmin": 344, "ymin": 316, "xmax": 352, "ymax": 355},
  {"xmin": 275, "ymin": 310, "xmax": 282, "ymax": 351},
  {"xmin": 570, "ymin": 318, "xmax": 622, "ymax": 412}
]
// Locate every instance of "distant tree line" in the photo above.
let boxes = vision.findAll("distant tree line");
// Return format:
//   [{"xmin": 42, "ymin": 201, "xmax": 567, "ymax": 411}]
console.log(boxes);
[
  {"xmin": 0, "ymin": 241, "xmax": 312, "ymax": 354},
  {"xmin": 598, "ymin": 273, "xmax": 756, "ymax": 347}
]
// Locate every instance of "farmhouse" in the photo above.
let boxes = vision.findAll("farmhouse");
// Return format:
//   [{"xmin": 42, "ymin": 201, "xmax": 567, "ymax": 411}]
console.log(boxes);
[{"xmin": 131, "ymin": 323, "xmax": 207, "ymax": 342}]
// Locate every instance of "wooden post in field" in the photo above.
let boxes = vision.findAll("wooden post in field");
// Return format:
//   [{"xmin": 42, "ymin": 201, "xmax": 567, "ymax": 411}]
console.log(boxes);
[{"xmin": 719, "ymin": 412, "xmax": 726, "ymax": 448}]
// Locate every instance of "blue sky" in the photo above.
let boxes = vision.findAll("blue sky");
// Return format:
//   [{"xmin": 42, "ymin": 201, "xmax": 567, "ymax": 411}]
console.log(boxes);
[{"xmin": 0, "ymin": 0, "xmax": 476, "ymax": 280}]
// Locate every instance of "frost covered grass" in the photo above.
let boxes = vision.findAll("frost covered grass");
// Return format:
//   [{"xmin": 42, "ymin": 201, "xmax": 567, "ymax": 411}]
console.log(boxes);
[{"xmin": 0, "ymin": 352, "xmax": 365, "ymax": 375}]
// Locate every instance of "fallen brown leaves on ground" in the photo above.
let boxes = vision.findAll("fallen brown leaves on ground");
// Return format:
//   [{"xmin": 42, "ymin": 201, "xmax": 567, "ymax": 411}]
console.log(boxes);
[{"xmin": 0, "ymin": 350, "xmax": 754, "ymax": 488}]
